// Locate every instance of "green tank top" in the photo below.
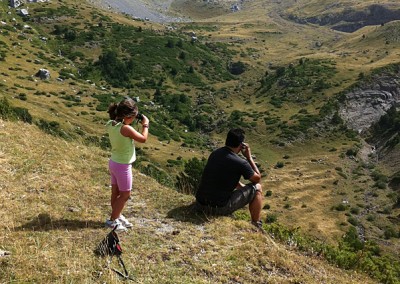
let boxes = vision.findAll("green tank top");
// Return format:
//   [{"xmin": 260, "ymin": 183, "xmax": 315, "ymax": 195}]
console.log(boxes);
[{"xmin": 106, "ymin": 120, "xmax": 136, "ymax": 164}]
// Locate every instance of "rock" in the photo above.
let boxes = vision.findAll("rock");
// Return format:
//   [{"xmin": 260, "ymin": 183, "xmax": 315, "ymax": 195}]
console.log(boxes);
[
  {"xmin": 35, "ymin": 69, "xmax": 51, "ymax": 80},
  {"xmin": 67, "ymin": 207, "xmax": 80, "ymax": 212},
  {"xmin": 339, "ymin": 72, "xmax": 400, "ymax": 133},
  {"xmin": 339, "ymin": 90, "xmax": 396, "ymax": 132},
  {"xmin": 0, "ymin": 250, "xmax": 11, "ymax": 257}
]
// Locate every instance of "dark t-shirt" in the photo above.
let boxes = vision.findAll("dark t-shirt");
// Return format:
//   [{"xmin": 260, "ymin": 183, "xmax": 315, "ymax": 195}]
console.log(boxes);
[{"xmin": 195, "ymin": 147, "xmax": 254, "ymax": 207}]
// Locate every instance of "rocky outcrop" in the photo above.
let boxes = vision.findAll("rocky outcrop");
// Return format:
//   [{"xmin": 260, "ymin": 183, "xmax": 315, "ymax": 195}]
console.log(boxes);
[
  {"xmin": 35, "ymin": 68, "xmax": 50, "ymax": 80},
  {"xmin": 286, "ymin": 4, "xmax": 400, "ymax": 33},
  {"xmin": 339, "ymin": 74, "xmax": 400, "ymax": 133},
  {"xmin": 0, "ymin": 250, "xmax": 11, "ymax": 257}
]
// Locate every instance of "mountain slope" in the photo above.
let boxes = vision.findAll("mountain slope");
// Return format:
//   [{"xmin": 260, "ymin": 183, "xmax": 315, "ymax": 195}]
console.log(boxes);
[
  {"xmin": 0, "ymin": 118, "xmax": 378, "ymax": 283},
  {"xmin": 1, "ymin": 0, "xmax": 400, "ymax": 282}
]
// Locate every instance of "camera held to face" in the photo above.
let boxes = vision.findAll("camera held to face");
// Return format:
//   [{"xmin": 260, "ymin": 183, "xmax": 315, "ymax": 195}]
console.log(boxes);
[{"xmin": 136, "ymin": 113, "xmax": 144, "ymax": 121}]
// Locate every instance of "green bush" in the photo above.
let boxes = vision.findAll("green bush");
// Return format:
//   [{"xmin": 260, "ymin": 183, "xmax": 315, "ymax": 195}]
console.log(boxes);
[
  {"xmin": 175, "ymin": 157, "xmax": 207, "ymax": 195},
  {"xmin": 374, "ymin": 181, "xmax": 387, "ymax": 189},
  {"xmin": 35, "ymin": 119, "xmax": 71, "ymax": 139},
  {"xmin": 334, "ymin": 203, "xmax": 347, "ymax": 211},
  {"xmin": 265, "ymin": 224, "xmax": 399, "ymax": 283},
  {"xmin": 0, "ymin": 97, "xmax": 14, "ymax": 119},
  {"xmin": 371, "ymin": 171, "xmax": 388, "ymax": 189},
  {"xmin": 137, "ymin": 163, "xmax": 174, "ymax": 188},
  {"xmin": 0, "ymin": 97, "xmax": 32, "ymax": 123},
  {"xmin": 346, "ymin": 148, "xmax": 358, "ymax": 156},
  {"xmin": 228, "ymin": 61, "xmax": 246, "ymax": 75},
  {"xmin": 350, "ymin": 207, "xmax": 360, "ymax": 214},
  {"xmin": 384, "ymin": 226, "xmax": 399, "ymax": 239},
  {"xmin": 366, "ymin": 215, "xmax": 375, "ymax": 222},
  {"xmin": 18, "ymin": 93, "xmax": 27, "ymax": 101},
  {"xmin": 347, "ymin": 216, "xmax": 359, "ymax": 226},
  {"xmin": 265, "ymin": 214, "xmax": 277, "ymax": 223},
  {"xmin": 13, "ymin": 107, "xmax": 33, "ymax": 124}
]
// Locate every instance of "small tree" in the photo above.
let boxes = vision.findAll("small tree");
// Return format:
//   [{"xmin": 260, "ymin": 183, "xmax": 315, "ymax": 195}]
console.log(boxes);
[
  {"xmin": 166, "ymin": 39, "xmax": 175, "ymax": 48},
  {"xmin": 176, "ymin": 157, "xmax": 207, "ymax": 195},
  {"xmin": 228, "ymin": 61, "xmax": 246, "ymax": 75}
]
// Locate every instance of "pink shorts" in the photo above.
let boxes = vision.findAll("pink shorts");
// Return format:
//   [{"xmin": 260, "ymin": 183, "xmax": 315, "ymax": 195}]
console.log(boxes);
[{"xmin": 108, "ymin": 159, "xmax": 132, "ymax": 192}]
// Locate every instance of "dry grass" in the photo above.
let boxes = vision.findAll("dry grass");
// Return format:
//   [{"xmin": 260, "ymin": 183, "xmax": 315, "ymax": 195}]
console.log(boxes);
[
  {"xmin": 1, "ymin": 0, "xmax": 399, "ymax": 282},
  {"xmin": 0, "ymin": 119, "xmax": 378, "ymax": 283}
]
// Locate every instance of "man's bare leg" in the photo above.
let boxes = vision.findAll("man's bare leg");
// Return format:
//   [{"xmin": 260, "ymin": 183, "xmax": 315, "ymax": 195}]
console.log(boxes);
[{"xmin": 249, "ymin": 183, "xmax": 263, "ymax": 222}]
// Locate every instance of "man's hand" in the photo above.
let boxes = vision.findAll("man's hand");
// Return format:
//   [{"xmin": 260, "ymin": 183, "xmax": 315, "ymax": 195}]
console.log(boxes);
[
  {"xmin": 241, "ymin": 142, "xmax": 261, "ymax": 182},
  {"xmin": 241, "ymin": 142, "xmax": 251, "ymax": 160}
]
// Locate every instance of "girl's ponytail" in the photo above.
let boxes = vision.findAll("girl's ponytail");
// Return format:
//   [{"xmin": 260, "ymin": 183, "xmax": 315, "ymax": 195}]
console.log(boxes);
[{"xmin": 107, "ymin": 103, "xmax": 118, "ymax": 120}]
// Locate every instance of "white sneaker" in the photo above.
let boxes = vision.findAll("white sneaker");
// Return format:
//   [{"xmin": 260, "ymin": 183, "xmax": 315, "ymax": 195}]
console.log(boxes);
[
  {"xmin": 105, "ymin": 219, "xmax": 127, "ymax": 233},
  {"xmin": 118, "ymin": 214, "xmax": 133, "ymax": 228}
]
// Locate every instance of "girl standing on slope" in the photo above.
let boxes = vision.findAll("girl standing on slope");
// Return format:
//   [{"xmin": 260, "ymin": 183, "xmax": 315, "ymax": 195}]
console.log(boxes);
[{"xmin": 105, "ymin": 97, "xmax": 149, "ymax": 232}]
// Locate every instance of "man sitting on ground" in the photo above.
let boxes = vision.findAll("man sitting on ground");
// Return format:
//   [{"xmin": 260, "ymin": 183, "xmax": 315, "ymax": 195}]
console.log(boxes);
[{"xmin": 195, "ymin": 128, "xmax": 264, "ymax": 229}]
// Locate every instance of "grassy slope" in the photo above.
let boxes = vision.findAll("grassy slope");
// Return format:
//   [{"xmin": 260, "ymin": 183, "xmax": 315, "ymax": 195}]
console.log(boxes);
[
  {"xmin": 172, "ymin": 0, "xmax": 400, "ymax": 237},
  {"xmin": 173, "ymin": 0, "xmax": 400, "ymax": 249},
  {"xmin": 0, "ymin": 0, "xmax": 400, "ymax": 281},
  {"xmin": 0, "ymin": 119, "xmax": 376, "ymax": 283}
]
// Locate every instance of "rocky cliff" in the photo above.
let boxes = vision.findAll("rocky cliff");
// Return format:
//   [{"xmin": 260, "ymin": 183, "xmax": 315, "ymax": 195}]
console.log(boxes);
[
  {"xmin": 339, "ymin": 69, "xmax": 400, "ymax": 175},
  {"xmin": 339, "ymin": 73, "xmax": 400, "ymax": 134},
  {"xmin": 286, "ymin": 4, "xmax": 400, "ymax": 32}
]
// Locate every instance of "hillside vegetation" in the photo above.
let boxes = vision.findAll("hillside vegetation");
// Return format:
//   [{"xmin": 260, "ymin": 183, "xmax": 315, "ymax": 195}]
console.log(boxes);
[
  {"xmin": 1, "ymin": 0, "xmax": 400, "ymax": 282},
  {"xmin": 0, "ymin": 119, "xmax": 379, "ymax": 283}
]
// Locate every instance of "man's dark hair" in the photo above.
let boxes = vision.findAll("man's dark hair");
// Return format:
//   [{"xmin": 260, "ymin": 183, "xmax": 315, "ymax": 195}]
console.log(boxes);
[{"xmin": 225, "ymin": 128, "xmax": 245, "ymax": 148}]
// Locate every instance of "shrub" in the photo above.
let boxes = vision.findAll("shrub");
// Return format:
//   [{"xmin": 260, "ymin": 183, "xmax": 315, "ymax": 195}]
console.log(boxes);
[
  {"xmin": 228, "ymin": 61, "xmax": 246, "ymax": 75},
  {"xmin": 265, "ymin": 223, "xmax": 399, "ymax": 283},
  {"xmin": 13, "ymin": 107, "xmax": 32, "ymax": 123},
  {"xmin": 137, "ymin": 163, "xmax": 174, "ymax": 188},
  {"xmin": 337, "ymin": 171, "xmax": 348, "ymax": 179},
  {"xmin": 383, "ymin": 226, "xmax": 399, "ymax": 239},
  {"xmin": 334, "ymin": 203, "xmax": 347, "ymax": 211},
  {"xmin": 0, "ymin": 97, "xmax": 32, "ymax": 123},
  {"xmin": 347, "ymin": 216, "xmax": 359, "ymax": 226},
  {"xmin": 350, "ymin": 207, "xmax": 360, "ymax": 214},
  {"xmin": 382, "ymin": 206, "xmax": 392, "ymax": 214},
  {"xmin": 175, "ymin": 157, "xmax": 207, "ymax": 195},
  {"xmin": 265, "ymin": 214, "xmax": 277, "ymax": 223},
  {"xmin": 0, "ymin": 97, "xmax": 14, "ymax": 119},
  {"xmin": 366, "ymin": 215, "xmax": 375, "ymax": 222},
  {"xmin": 35, "ymin": 119, "xmax": 71, "ymax": 139},
  {"xmin": 374, "ymin": 181, "xmax": 387, "ymax": 189},
  {"xmin": 18, "ymin": 93, "xmax": 27, "ymax": 101},
  {"xmin": 346, "ymin": 148, "xmax": 358, "ymax": 156}
]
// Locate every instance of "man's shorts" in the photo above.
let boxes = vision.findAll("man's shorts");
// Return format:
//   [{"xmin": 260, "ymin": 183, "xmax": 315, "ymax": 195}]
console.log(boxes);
[{"xmin": 195, "ymin": 183, "xmax": 258, "ymax": 216}]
